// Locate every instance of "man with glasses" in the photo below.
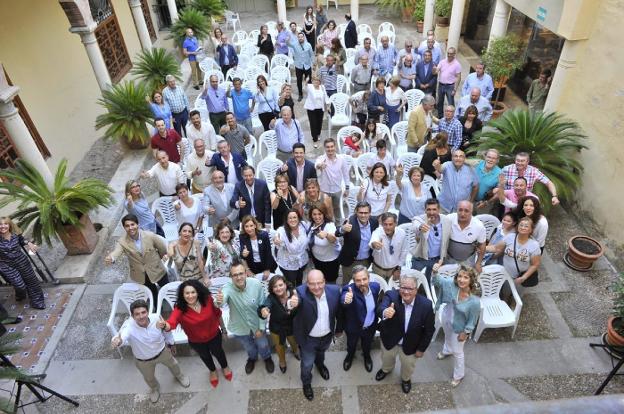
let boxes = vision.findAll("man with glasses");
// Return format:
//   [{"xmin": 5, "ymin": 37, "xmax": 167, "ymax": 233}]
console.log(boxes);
[
  {"xmin": 337, "ymin": 201, "xmax": 379, "ymax": 283},
  {"xmin": 411, "ymin": 199, "xmax": 452, "ymax": 283},
  {"xmin": 436, "ymin": 47, "xmax": 462, "ymax": 117},
  {"xmin": 398, "ymin": 39, "xmax": 420, "ymax": 67},
  {"xmin": 369, "ymin": 212, "xmax": 409, "ymax": 281},
  {"xmin": 375, "ymin": 273, "xmax": 435, "ymax": 394}
]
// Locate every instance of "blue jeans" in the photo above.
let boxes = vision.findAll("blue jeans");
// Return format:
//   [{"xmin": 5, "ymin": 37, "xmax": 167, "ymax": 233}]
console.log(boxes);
[
  {"xmin": 235, "ymin": 332, "xmax": 272, "ymax": 361},
  {"xmin": 437, "ymin": 83, "xmax": 455, "ymax": 117},
  {"xmin": 300, "ymin": 334, "xmax": 332, "ymax": 386},
  {"xmin": 411, "ymin": 256, "xmax": 439, "ymax": 285}
]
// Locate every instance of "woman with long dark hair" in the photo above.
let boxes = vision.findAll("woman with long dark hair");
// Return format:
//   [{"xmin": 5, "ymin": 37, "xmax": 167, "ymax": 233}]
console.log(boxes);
[
  {"xmin": 514, "ymin": 196, "xmax": 549, "ymax": 253},
  {"xmin": 239, "ymin": 215, "xmax": 277, "ymax": 278},
  {"xmin": 271, "ymin": 173, "xmax": 299, "ymax": 230},
  {"xmin": 167, "ymin": 222, "xmax": 207, "ymax": 283},
  {"xmin": 458, "ymin": 105, "xmax": 482, "ymax": 149},
  {"xmin": 274, "ymin": 209, "xmax": 309, "ymax": 286},
  {"xmin": 367, "ymin": 78, "xmax": 387, "ymax": 123},
  {"xmin": 307, "ymin": 205, "xmax": 340, "ymax": 283},
  {"xmin": 420, "ymin": 131, "xmax": 451, "ymax": 179},
  {"xmin": 303, "ymin": 7, "xmax": 316, "ymax": 50},
  {"xmin": 253, "ymin": 75, "xmax": 279, "ymax": 131},
  {"xmin": 357, "ymin": 162, "xmax": 392, "ymax": 222}
]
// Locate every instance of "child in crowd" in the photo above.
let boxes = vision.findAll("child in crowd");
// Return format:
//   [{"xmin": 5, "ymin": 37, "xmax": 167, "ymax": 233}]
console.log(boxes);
[
  {"xmin": 343, "ymin": 132, "xmax": 363, "ymax": 157},
  {"xmin": 350, "ymin": 90, "xmax": 370, "ymax": 128}
]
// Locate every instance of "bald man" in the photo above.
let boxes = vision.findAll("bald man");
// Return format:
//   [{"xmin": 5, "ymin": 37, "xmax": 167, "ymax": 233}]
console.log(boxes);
[
  {"xmin": 293, "ymin": 270, "xmax": 344, "ymax": 401},
  {"xmin": 455, "ymin": 87, "xmax": 493, "ymax": 122}
]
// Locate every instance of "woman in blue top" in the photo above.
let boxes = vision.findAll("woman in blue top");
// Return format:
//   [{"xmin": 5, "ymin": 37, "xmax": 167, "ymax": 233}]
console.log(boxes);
[
  {"xmin": 123, "ymin": 180, "xmax": 165, "ymax": 238},
  {"xmin": 433, "ymin": 264, "xmax": 481, "ymax": 387},
  {"xmin": 253, "ymin": 75, "xmax": 279, "ymax": 131},
  {"xmin": 146, "ymin": 91, "xmax": 173, "ymax": 130}
]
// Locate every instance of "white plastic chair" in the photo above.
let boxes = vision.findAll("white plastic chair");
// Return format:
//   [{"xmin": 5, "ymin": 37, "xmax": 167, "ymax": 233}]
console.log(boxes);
[
  {"xmin": 368, "ymin": 273, "xmax": 389, "ymax": 293},
  {"xmin": 326, "ymin": 0, "xmax": 338, "ymax": 9},
  {"xmin": 328, "ymin": 93, "xmax": 352, "ymax": 138},
  {"xmin": 397, "ymin": 152, "xmax": 422, "ymax": 171},
  {"xmin": 339, "ymin": 187, "xmax": 360, "ymax": 221},
  {"xmin": 155, "ymin": 281, "xmax": 188, "ymax": 344},
  {"xmin": 270, "ymin": 66, "xmax": 292, "ymax": 84},
  {"xmin": 204, "ymin": 69, "xmax": 224, "ymax": 85},
  {"xmin": 397, "ymin": 223, "xmax": 418, "ymax": 268},
  {"xmin": 422, "ymin": 175, "xmax": 439, "ymax": 197},
  {"xmin": 258, "ymin": 130, "xmax": 278, "ymax": 158},
  {"xmin": 245, "ymin": 135, "xmax": 258, "ymax": 167},
  {"xmin": 256, "ymin": 158, "xmax": 283, "ymax": 192},
  {"xmin": 404, "ymin": 89, "xmax": 425, "ymax": 121},
  {"xmin": 242, "ymin": 79, "xmax": 258, "ymax": 95},
  {"xmin": 336, "ymin": 126, "xmax": 363, "ymax": 153},
  {"xmin": 473, "ymin": 265, "xmax": 523, "ymax": 342},
  {"xmin": 244, "ymin": 66, "xmax": 267, "ymax": 83},
  {"xmin": 241, "ymin": 42, "xmax": 260, "ymax": 60},
  {"xmin": 107, "ymin": 283, "xmax": 154, "ymax": 357},
  {"xmin": 248, "ymin": 29, "xmax": 260, "ymax": 42},
  {"xmin": 151, "ymin": 196, "xmax": 179, "ymax": 242},
  {"xmin": 391, "ymin": 121, "xmax": 409, "ymax": 158},
  {"xmin": 378, "ymin": 22, "xmax": 396, "ymax": 35},
  {"xmin": 477, "ymin": 214, "xmax": 501, "ymax": 242},
  {"xmin": 225, "ymin": 66, "xmax": 246, "ymax": 82},
  {"xmin": 232, "ymin": 31, "xmax": 248, "ymax": 51},
  {"xmin": 357, "ymin": 24, "xmax": 373, "ymax": 36},
  {"xmin": 336, "ymin": 74, "xmax": 350, "ymax": 94},
  {"xmin": 354, "ymin": 152, "xmax": 376, "ymax": 182},
  {"xmin": 341, "ymin": 154, "xmax": 359, "ymax": 184},
  {"xmin": 199, "ymin": 57, "xmax": 220, "ymax": 73},
  {"xmin": 225, "ymin": 10, "xmax": 241, "ymax": 31},
  {"xmin": 270, "ymin": 54, "xmax": 292, "ymax": 71},
  {"xmin": 387, "ymin": 267, "xmax": 433, "ymax": 302},
  {"xmin": 193, "ymin": 99, "xmax": 208, "ymax": 121},
  {"xmin": 376, "ymin": 123, "xmax": 391, "ymax": 143}
]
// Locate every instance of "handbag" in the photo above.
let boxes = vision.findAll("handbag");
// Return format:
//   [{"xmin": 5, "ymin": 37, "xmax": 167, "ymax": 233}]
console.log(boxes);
[{"xmin": 513, "ymin": 235, "xmax": 538, "ymax": 287}]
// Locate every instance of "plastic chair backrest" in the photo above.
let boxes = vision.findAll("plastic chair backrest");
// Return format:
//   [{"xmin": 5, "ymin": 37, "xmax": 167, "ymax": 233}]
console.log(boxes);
[
  {"xmin": 115, "ymin": 283, "xmax": 153, "ymax": 313},
  {"xmin": 329, "ymin": 93, "xmax": 351, "ymax": 117},
  {"xmin": 245, "ymin": 66, "xmax": 267, "ymax": 83},
  {"xmin": 376, "ymin": 123, "xmax": 391, "ymax": 141},
  {"xmin": 476, "ymin": 214, "xmax": 501, "ymax": 242},
  {"xmin": 257, "ymin": 158, "xmax": 283, "ymax": 188},
  {"xmin": 336, "ymin": 74, "xmax": 349, "ymax": 94},
  {"xmin": 391, "ymin": 121, "xmax": 409, "ymax": 147},
  {"xmin": 250, "ymin": 54, "xmax": 269, "ymax": 73},
  {"xmin": 355, "ymin": 152, "xmax": 376, "ymax": 181},
  {"xmin": 397, "ymin": 152, "xmax": 422, "ymax": 171},
  {"xmin": 405, "ymin": 89, "xmax": 425, "ymax": 113},
  {"xmin": 271, "ymin": 54, "xmax": 291, "ymax": 69},
  {"xmin": 199, "ymin": 57, "xmax": 220, "ymax": 73},
  {"xmin": 152, "ymin": 197, "xmax": 177, "ymax": 225},
  {"xmin": 369, "ymin": 273, "xmax": 389, "ymax": 292},
  {"xmin": 156, "ymin": 281, "xmax": 182, "ymax": 314},
  {"xmin": 270, "ymin": 66, "xmax": 291, "ymax": 84},
  {"xmin": 378, "ymin": 22, "xmax": 396, "ymax": 35},
  {"xmin": 397, "ymin": 223, "xmax": 417, "ymax": 253},
  {"xmin": 478, "ymin": 264, "xmax": 509, "ymax": 298},
  {"xmin": 232, "ymin": 30, "xmax": 248, "ymax": 45},
  {"xmin": 358, "ymin": 24, "xmax": 373, "ymax": 35},
  {"xmin": 259, "ymin": 130, "xmax": 278, "ymax": 157}
]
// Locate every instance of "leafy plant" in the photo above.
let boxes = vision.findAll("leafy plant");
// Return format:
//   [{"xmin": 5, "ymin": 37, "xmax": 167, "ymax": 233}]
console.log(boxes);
[
  {"xmin": 613, "ymin": 273, "xmax": 624, "ymax": 334},
  {"xmin": 191, "ymin": 0, "xmax": 225, "ymax": 18},
  {"xmin": 413, "ymin": 0, "xmax": 426, "ymax": 21},
  {"xmin": 481, "ymin": 34, "xmax": 525, "ymax": 108},
  {"xmin": 0, "ymin": 159, "xmax": 114, "ymax": 245},
  {"xmin": 435, "ymin": 0, "xmax": 453, "ymax": 18},
  {"xmin": 471, "ymin": 109, "xmax": 587, "ymax": 214},
  {"xmin": 131, "ymin": 48, "xmax": 182, "ymax": 92},
  {"xmin": 95, "ymin": 81, "xmax": 154, "ymax": 147},
  {"xmin": 167, "ymin": 7, "xmax": 212, "ymax": 44},
  {"xmin": 0, "ymin": 333, "xmax": 27, "ymax": 412}
]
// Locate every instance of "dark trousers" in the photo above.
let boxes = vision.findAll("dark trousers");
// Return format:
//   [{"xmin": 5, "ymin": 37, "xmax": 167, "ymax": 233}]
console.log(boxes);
[
  {"xmin": 346, "ymin": 325, "xmax": 376, "ymax": 358},
  {"xmin": 356, "ymin": 113, "xmax": 367, "ymax": 127},
  {"xmin": 295, "ymin": 67, "xmax": 312, "ymax": 96},
  {"xmin": 327, "ymin": 89, "xmax": 337, "ymax": 116},
  {"xmin": 279, "ymin": 266, "xmax": 305, "ymax": 286},
  {"xmin": 209, "ymin": 112, "xmax": 226, "ymax": 137},
  {"xmin": 221, "ymin": 64, "xmax": 234, "ymax": 77},
  {"xmin": 411, "ymin": 256, "xmax": 440, "ymax": 285},
  {"xmin": 155, "ymin": 222, "xmax": 165, "ymax": 238},
  {"xmin": 259, "ymin": 112, "xmax": 276, "ymax": 131},
  {"xmin": 189, "ymin": 332, "xmax": 229, "ymax": 371},
  {"xmin": 172, "ymin": 109, "xmax": 189, "ymax": 137},
  {"xmin": 312, "ymin": 256, "xmax": 340, "ymax": 283},
  {"xmin": 143, "ymin": 273, "xmax": 168, "ymax": 302},
  {"xmin": 0, "ymin": 254, "xmax": 45, "ymax": 308},
  {"xmin": 300, "ymin": 333, "xmax": 332, "ymax": 386},
  {"xmin": 437, "ymin": 83, "xmax": 455, "ymax": 117},
  {"xmin": 307, "ymin": 109, "xmax": 325, "ymax": 142}
]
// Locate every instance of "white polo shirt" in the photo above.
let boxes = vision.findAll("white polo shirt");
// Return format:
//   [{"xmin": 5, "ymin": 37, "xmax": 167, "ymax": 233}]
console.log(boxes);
[{"xmin": 446, "ymin": 213, "xmax": 486, "ymax": 261}]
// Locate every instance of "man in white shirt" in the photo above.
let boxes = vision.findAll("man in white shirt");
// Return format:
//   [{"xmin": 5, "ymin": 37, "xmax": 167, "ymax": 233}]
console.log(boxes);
[
  {"xmin": 370, "ymin": 212, "xmax": 409, "ymax": 281},
  {"xmin": 315, "ymin": 138, "xmax": 351, "ymax": 223},
  {"xmin": 111, "ymin": 299, "xmax": 190, "ymax": 403},
  {"xmin": 270, "ymin": 106, "xmax": 304, "ymax": 161},
  {"xmin": 184, "ymin": 138, "xmax": 214, "ymax": 194},
  {"xmin": 141, "ymin": 150, "xmax": 186, "ymax": 196},
  {"xmin": 186, "ymin": 110, "xmax": 217, "ymax": 151},
  {"xmin": 446, "ymin": 200, "xmax": 487, "ymax": 273}
]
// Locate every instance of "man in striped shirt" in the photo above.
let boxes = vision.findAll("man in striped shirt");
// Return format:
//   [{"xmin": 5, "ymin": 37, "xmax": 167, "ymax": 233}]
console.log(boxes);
[
  {"xmin": 162, "ymin": 75, "xmax": 190, "ymax": 137},
  {"xmin": 436, "ymin": 105, "xmax": 463, "ymax": 151},
  {"xmin": 319, "ymin": 55, "xmax": 338, "ymax": 97}
]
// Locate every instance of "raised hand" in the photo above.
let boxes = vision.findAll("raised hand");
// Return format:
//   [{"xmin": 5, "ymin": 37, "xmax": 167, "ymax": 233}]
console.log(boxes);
[
  {"xmin": 260, "ymin": 307, "xmax": 270, "ymax": 318},
  {"xmin": 242, "ymin": 245, "xmax": 250, "ymax": 258},
  {"xmin": 216, "ymin": 288, "xmax": 224, "ymax": 305},
  {"xmin": 371, "ymin": 240, "xmax": 383, "ymax": 250},
  {"xmin": 111, "ymin": 335, "xmax": 122, "ymax": 348},
  {"xmin": 383, "ymin": 302, "xmax": 396, "ymax": 319},
  {"xmin": 239, "ymin": 196, "xmax": 247, "ymax": 209},
  {"xmin": 344, "ymin": 286, "xmax": 353, "ymax": 304},
  {"xmin": 396, "ymin": 163, "xmax": 404, "ymax": 176},
  {"xmin": 156, "ymin": 315, "xmax": 167, "ymax": 330},
  {"xmin": 288, "ymin": 290, "xmax": 299, "ymax": 309},
  {"xmin": 342, "ymin": 220, "xmax": 353, "ymax": 233}
]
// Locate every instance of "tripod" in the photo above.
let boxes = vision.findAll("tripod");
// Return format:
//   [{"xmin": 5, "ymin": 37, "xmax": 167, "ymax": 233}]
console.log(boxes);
[
  {"xmin": 589, "ymin": 334, "xmax": 624, "ymax": 395},
  {"xmin": 0, "ymin": 353, "xmax": 79, "ymax": 412}
]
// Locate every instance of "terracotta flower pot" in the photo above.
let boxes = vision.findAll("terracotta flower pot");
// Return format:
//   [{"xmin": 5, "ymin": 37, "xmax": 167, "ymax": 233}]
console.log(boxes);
[
  {"xmin": 607, "ymin": 316, "xmax": 624, "ymax": 348},
  {"xmin": 564, "ymin": 235, "xmax": 604, "ymax": 272},
  {"xmin": 401, "ymin": 8, "xmax": 414, "ymax": 23},
  {"xmin": 436, "ymin": 16, "xmax": 450, "ymax": 27},
  {"xmin": 57, "ymin": 213, "xmax": 99, "ymax": 255},
  {"xmin": 490, "ymin": 101, "xmax": 507, "ymax": 120},
  {"xmin": 122, "ymin": 136, "xmax": 149, "ymax": 150}
]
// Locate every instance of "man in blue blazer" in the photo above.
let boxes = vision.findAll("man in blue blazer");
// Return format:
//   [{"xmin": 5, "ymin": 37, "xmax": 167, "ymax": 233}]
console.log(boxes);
[
  {"xmin": 336, "ymin": 201, "xmax": 379, "ymax": 283},
  {"xmin": 375, "ymin": 273, "xmax": 435, "ymax": 393},
  {"xmin": 216, "ymin": 34, "xmax": 238, "ymax": 76},
  {"xmin": 280, "ymin": 143, "xmax": 317, "ymax": 193},
  {"xmin": 230, "ymin": 165, "xmax": 272, "ymax": 228},
  {"xmin": 294, "ymin": 270, "xmax": 344, "ymax": 401},
  {"xmin": 416, "ymin": 49, "xmax": 438, "ymax": 97},
  {"xmin": 340, "ymin": 266, "xmax": 381, "ymax": 372},
  {"xmin": 206, "ymin": 140, "xmax": 247, "ymax": 184}
]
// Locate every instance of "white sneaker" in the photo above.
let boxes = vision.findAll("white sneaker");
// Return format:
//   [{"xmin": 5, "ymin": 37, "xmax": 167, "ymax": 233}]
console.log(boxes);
[
  {"xmin": 176, "ymin": 374, "xmax": 190, "ymax": 388},
  {"xmin": 451, "ymin": 378, "xmax": 463, "ymax": 387},
  {"xmin": 437, "ymin": 352, "xmax": 450, "ymax": 360},
  {"xmin": 149, "ymin": 387, "xmax": 160, "ymax": 403}
]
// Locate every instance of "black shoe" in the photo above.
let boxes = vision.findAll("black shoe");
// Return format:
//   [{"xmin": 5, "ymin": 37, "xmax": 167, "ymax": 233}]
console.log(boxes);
[
  {"xmin": 293, "ymin": 353, "xmax": 301, "ymax": 361},
  {"xmin": 303, "ymin": 384, "xmax": 314, "ymax": 400},
  {"xmin": 193, "ymin": 85, "xmax": 200, "ymax": 90},
  {"xmin": 363, "ymin": 355, "xmax": 373, "ymax": 372},
  {"xmin": 316, "ymin": 364, "xmax": 330, "ymax": 380},
  {"xmin": 343, "ymin": 355, "xmax": 354, "ymax": 371},
  {"xmin": 375, "ymin": 369, "xmax": 388, "ymax": 381},
  {"xmin": 264, "ymin": 357, "xmax": 275, "ymax": 373},
  {"xmin": 298, "ymin": 95, "xmax": 303, "ymax": 102},
  {"xmin": 245, "ymin": 359, "xmax": 256, "ymax": 374},
  {"xmin": 280, "ymin": 365, "xmax": 287, "ymax": 373},
  {"xmin": 401, "ymin": 380, "xmax": 412, "ymax": 394}
]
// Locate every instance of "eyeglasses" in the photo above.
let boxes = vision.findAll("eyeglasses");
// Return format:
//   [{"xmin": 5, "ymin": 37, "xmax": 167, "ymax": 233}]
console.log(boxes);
[
  {"xmin": 399, "ymin": 286, "xmax": 415, "ymax": 291},
  {"xmin": 433, "ymin": 225, "xmax": 439, "ymax": 237}
]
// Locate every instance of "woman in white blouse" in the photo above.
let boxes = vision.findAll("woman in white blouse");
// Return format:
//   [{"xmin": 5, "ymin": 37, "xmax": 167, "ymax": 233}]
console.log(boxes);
[
  {"xmin": 395, "ymin": 165, "xmax": 429, "ymax": 225},
  {"xmin": 174, "ymin": 183, "xmax": 203, "ymax": 231},
  {"xmin": 307, "ymin": 205, "xmax": 340, "ymax": 283},
  {"xmin": 304, "ymin": 75, "xmax": 330, "ymax": 147},
  {"xmin": 274, "ymin": 209, "xmax": 309, "ymax": 286},
  {"xmin": 358, "ymin": 162, "xmax": 393, "ymax": 223},
  {"xmin": 384, "ymin": 76, "xmax": 406, "ymax": 129}
]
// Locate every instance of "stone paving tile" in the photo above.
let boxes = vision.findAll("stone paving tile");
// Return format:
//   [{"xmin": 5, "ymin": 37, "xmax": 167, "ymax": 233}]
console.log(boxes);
[
  {"xmin": 248, "ymin": 387, "xmax": 342, "ymax": 414},
  {"xmin": 505, "ymin": 373, "xmax": 624, "ymax": 400},
  {"xmin": 86, "ymin": 235, "xmax": 126, "ymax": 285},
  {"xmin": 36, "ymin": 391, "xmax": 195, "ymax": 414},
  {"xmin": 358, "ymin": 382, "xmax": 454, "ymax": 413}
]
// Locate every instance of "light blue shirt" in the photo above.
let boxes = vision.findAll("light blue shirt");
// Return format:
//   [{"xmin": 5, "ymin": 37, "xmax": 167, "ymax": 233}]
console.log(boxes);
[
  {"xmin": 398, "ymin": 178, "xmax": 428, "ymax": 220},
  {"xmin": 124, "ymin": 196, "xmax": 157, "ymax": 233},
  {"xmin": 427, "ymin": 221, "xmax": 442, "ymax": 258},
  {"xmin": 417, "ymin": 45, "xmax": 442, "ymax": 66},
  {"xmin": 255, "ymin": 88, "xmax": 279, "ymax": 114},
  {"xmin": 432, "ymin": 274, "xmax": 481, "ymax": 334},
  {"xmin": 356, "ymin": 220, "xmax": 372, "ymax": 260},
  {"xmin": 203, "ymin": 86, "xmax": 228, "ymax": 113},
  {"xmin": 276, "ymin": 30, "xmax": 290, "ymax": 55},
  {"xmin": 273, "ymin": 118, "xmax": 304, "ymax": 152},
  {"xmin": 374, "ymin": 45, "xmax": 398, "ymax": 75},
  {"xmin": 438, "ymin": 162, "xmax": 479, "ymax": 213},
  {"xmin": 474, "ymin": 160, "xmax": 502, "ymax": 201},
  {"xmin": 230, "ymin": 88, "xmax": 254, "ymax": 121},
  {"xmin": 455, "ymin": 95, "xmax": 493, "ymax": 122},
  {"xmin": 398, "ymin": 63, "xmax": 417, "ymax": 89},
  {"xmin": 363, "ymin": 288, "xmax": 375, "ymax": 328},
  {"xmin": 461, "ymin": 72, "xmax": 495, "ymax": 100},
  {"xmin": 292, "ymin": 40, "xmax": 314, "ymax": 70}
]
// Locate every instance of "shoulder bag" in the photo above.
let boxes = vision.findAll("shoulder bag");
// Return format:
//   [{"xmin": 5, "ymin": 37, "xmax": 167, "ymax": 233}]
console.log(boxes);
[{"xmin": 513, "ymin": 234, "xmax": 538, "ymax": 287}]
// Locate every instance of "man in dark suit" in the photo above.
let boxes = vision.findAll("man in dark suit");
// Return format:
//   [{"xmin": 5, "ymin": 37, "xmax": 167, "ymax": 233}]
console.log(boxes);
[
  {"xmin": 294, "ymin": 270, "xmax": 343, "ymax": 401},
  {"xmin": 375, "ymin": 273, "xmax": 435, "ymax": 393},
  {"xmin": 340, "ymin": 266, "xmax": 381, "ymax": 372},
  {"xmin": 206, "ymin": 140, "xmax": 247, "ymax": 184},
  {"xmin": 216, "ymin": 34, "xmax": 238, "ymax": 76},
  {"xmin": 344, "ymin": 14, "xmax": 358, "ymax": 49},
  {"xmin": 280, "ymin": 143, "xmax": 317, "ymax": 193},
  {"xmin": 336, "ymin": 201, "xmax": 379, "ymax": 283},
  {"xmin": 230, "ymin": 165, "xmax": 272, "ymax": 228},
  {"xmin": 416, "ymin": 49, "xmax": 438, "ymax": 96}
]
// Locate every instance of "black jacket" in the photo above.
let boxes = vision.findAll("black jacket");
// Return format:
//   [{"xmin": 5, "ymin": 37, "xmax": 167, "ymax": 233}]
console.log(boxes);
[
  {"xmin": 344, "ymin": 20, "xmax": 357, "ymax": 49},
  {"xmin": 258, "ymin": 289, "xmax": 298, "ymax": 342},
  {"xmin": 337, "ymin": 215, "xmax": 379, "ymax": 266},
  {"xmin": 238, "ymin": 230, "xmax": 277, "ymax": 273},
  {"xmin": 285, "ymin": 157, "xmax": 317, "ymax": 191}
]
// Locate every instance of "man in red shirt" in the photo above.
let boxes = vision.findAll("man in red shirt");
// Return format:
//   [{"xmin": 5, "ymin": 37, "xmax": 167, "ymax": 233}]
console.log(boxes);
[{"xmin": 151, "ymin": 117, "xmax": 184, "ymax": 163}]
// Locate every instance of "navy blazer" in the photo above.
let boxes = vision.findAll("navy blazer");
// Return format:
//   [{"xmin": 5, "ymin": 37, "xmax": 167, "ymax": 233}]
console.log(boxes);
[
  {"xmin": 230, "ymin": 178, "xmax": 272, "ymax": 225},
  {"xmin": 208, "ymin": 152, "xmax": 247, "ymax": 184},
  {"xmin": 238, "ymin": 230, "xmax": 277, "ymax": 272},
  {"xmin": 340, "ymin": 282, "xmax": 381, "ymax": 335},
  {"xmin": 293, "ymin": 284, "xmax": 344, "ymax": 346},
  {"xmin": 216, "ymin": 44, "xmax": 238, "ymax": 67},
  {"xmin": 416, "ymin": 61, "xmax": 437, "ymax": 94},
  {"xmin": 337, "ymin": 214, "xmax": 379, "ymax": 266},
  {"xmin": 285, "ymin": 158, "xmax": 317, "ymax": 190},
  {"xmin": 376, "ymin": 289, "xmax": 435, "ymax": 355},
  {"xmin": 344, "ymin": 20, "xmax": 357, "ymax": 49}
]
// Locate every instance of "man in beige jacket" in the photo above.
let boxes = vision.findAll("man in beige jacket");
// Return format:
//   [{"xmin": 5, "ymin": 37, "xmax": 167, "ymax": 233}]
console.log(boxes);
[
  {"xmin": 407, "ymin": 95, "xmax": 438, "ymax": 152},
  {"xmin": 105, "ymin": 214, "xmax": 169, "ymax": 299}
]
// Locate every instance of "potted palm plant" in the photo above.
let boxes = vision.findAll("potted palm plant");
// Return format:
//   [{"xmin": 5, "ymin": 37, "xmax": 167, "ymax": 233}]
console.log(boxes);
[
  {"xmin": 606, "ymin": 272, "xmax": 624, "ymax": 348},
  {"xmin": 413, "ymin": 0, "xmax": 426, "ymax": 33},
  {"xmin": 131, "ymin": 48, "xmax": 182, "ymax": 93},
  {"xmin": 167, "ymin": 7, "xmax": 212, "ymax": 45},
  {"xmin": 481, "ymin": 34, "xmax": 524, "ymax": 116},
  {"xmin": 471, "ymin": 109, "xmax": 587, "ymax": 214},
  {"xmin": 95, "ymin": 81, "xmax": 154, "ymax": 150},
  {"xmin": 0, "ymin": 159, "xmax": 114, "ymax": 255},
  {"xmin": 435, "ymin": 0, "xmax": 452, "ymax": 26},
  {"xmin": 191, "ymin": 0, "xmax": 225, "ymax": 18}
]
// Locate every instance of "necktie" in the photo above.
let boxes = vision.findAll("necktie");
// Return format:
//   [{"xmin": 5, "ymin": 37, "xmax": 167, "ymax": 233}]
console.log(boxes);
[{"xmin": 249, "ymin": 186, "xmax": 255, "ymax": 215}]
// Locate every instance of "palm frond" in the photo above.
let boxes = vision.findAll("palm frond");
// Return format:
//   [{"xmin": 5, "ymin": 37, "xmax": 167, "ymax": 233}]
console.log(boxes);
[
  {"xmin": 131, "ymin": 48, "xmax": 182, "ymax": 93},
  {"xmin": 191, "ymin": 0, "xmax": 226, "ymax": 18},
  {"xmin": 167, "ymin": 8, "xmax": 212, "ymax": 43}
]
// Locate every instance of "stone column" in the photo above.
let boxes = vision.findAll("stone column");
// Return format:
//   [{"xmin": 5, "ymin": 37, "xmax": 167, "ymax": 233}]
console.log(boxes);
[
  {"xmin": 447, "ymin": 0, "xmax": 466, "ymax": 51},
  {"xmin": 544, "ymin": 39, "xmax": 583, "ymax": 113},
  {"xmin": 166, "ymin": 0, "xmax": 178, "ymax": 22},
  {"xmin": 129, "ymin": 0, "xmax": 152, "ymax": 50},
  {"xmin": 488, "ymin": 0, "xmax": 511, "ymax": 46},
  {"xmin": 351, "ymin": 0, "xmax": 359, "ymax": 23},
  {"xmin": 277, "ymin": 0, "xmax": 287, "ymax": 23},
  {"xmin": 0, "ymin": 69, "xmax": 54, "ymax": 188},
  {"xmin": 424, "ymin": 0, "xmax": 436, "ymax": 34},
  {"xmin": 71, "ymin": 27, "xmax": 112, "ymax": 91}
]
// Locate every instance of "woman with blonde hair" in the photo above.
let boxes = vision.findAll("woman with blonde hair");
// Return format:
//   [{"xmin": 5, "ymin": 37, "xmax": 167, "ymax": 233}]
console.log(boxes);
[
  {"xmin": 239, "ymin": 215, "xmax": 276, "ymax": 278},
  {"xmin": 123, "ymin": 179, "xmax": 165, "ymax": 237},
  {"xmin": 0, "ymin": 217, "xmax": 45, "ymax": 309}
]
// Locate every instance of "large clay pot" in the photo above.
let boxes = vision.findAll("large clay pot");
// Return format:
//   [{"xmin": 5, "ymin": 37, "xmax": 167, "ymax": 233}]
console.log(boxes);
[
  {"xmin": 564, "ymin": 235, "xmax": 604, "ymax": 271},
  {"xmin": 437, "ymin": 16, "xmax": 450, "ymax": 26},
  {"xmin": 57, "ymin": 213, "xmax": 99, "ymax": 255},
  {"xmin": 122, "ymin": 136, "xmax": 149, "ymax": 150},
  {"xmin": 491, "ymin": 101, "xmax": 507, "ymax": 120},
  {"xmin": 606, "ymin": 316, "xmax": 624, "ymax": 348},
  {"xmin": 401, "ymin": 8, "xmax": 414, "ymax": 23}
]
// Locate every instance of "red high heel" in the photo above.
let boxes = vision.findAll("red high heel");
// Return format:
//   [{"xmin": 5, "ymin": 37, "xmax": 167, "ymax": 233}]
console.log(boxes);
[
  {"xmin": 223, "ymin": 368, "xmax": 233, "ymax": 381},
  {"xmin": 210, "ymin": 373, "xmax": 219, "ymax": 388}
]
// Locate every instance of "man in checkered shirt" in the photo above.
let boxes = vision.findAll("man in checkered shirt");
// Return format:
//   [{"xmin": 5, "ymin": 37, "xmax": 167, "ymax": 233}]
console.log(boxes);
[{"xmin": 500, "ymin": 152, "xmax": 560, "ymax": 206}]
